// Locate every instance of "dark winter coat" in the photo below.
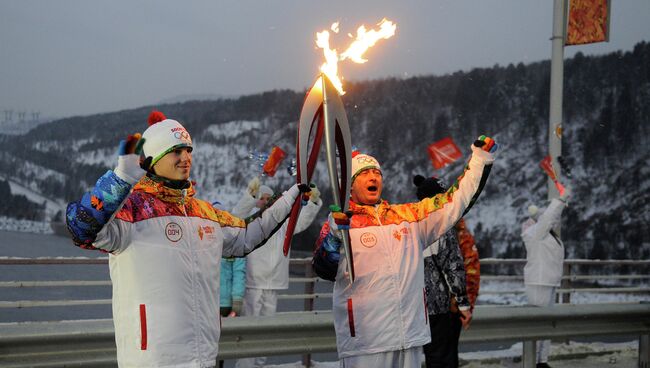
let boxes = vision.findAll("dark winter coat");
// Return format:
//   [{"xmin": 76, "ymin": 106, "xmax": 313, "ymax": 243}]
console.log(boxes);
[{"xmin": 423, "ymin": 227, "xmax": 470, "ymax": 315}]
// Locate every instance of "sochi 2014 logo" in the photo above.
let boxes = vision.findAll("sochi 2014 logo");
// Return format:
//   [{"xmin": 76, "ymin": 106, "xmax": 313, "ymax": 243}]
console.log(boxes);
[
  {"xmin": 173, "ymin": 131, "xmax": 190, "ymax": 140},
  {"xmin": 165, "ymin": 222, "xmax": 182, "ymax": 242},
  {"xmin": 171, "ymin": 127, "xmax": 191, "ymax": 141},
  {"xmin": 359, "ymin": 232, "xmax": 377, "ymax": 248}
]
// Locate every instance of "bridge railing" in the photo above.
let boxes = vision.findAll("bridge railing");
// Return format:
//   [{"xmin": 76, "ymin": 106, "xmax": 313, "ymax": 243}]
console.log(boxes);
[
  {"xmin": 0, "ymin": 303, "xmax": 648, "ymax": 368},
  {"xmin": 0, "ymin": 257, "xmax": 649, "ymax": 310}
]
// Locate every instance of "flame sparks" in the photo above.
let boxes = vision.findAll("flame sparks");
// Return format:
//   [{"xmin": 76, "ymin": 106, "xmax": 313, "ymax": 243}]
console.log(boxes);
[{"xmin": 316, "ymin": 18, "xmax": 396, "ymax": 94}]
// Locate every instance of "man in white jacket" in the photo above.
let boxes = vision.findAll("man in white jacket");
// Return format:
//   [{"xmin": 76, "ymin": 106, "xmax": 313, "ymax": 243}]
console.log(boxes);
[
  {"xmin": 521, "ymin": 187, "xmax": 571, "ymax": 368},
  {"xmin": 234, "ymin": 177, "xmax": 323, "ymax": 368},
  {"xmin": 66, "ymin": 111, "xmax": 310, "ymax": 368},
  {"xmin": 313, "ymin": 136, "xmax": 497, "ymax": 368}
]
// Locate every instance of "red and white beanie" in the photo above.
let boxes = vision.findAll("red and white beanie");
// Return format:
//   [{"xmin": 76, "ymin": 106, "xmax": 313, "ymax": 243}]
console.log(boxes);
[
  {"xmin": 351, "ymin": 151, "xmax": 382, "ymax": 183},
  {"xmin": 142, "ymin": 111, "xmax": 192, "ymax": 167}
]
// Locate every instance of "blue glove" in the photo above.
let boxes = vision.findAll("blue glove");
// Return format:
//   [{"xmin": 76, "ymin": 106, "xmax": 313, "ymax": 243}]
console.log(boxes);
[
  {"xmin": 322, "ymin": 205, "xmax": 351, "ymax": 263},
  {"xmin": 328, "ymin": 205, "xmax": 351, "ymax": 240}
]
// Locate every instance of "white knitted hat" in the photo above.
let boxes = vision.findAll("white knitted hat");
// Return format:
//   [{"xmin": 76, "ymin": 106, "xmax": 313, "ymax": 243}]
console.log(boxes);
[
  {"xmin": 351, "ymin": 152, "xmax": 382, "ymax": 183},
  {"xmin": 142, "ymin": 111, "xmax": 192, "ymax": 167}
]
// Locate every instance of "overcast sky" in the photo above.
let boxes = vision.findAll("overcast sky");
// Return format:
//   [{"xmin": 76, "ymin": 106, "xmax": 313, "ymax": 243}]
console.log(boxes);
[{"xmin": 1, "ymin": 1, "xmax": 649, "ymax": 119}]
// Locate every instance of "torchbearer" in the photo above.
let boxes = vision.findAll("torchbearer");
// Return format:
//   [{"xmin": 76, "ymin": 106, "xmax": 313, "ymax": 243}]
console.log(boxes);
[
  {"xmin": 313, "ymin": 137, "xmax": 498, "ymax": 367},
  {"xmin": 522, "ymin": 184, "xmax": 572, "ymax": 368},
  {"xmin": 65, "ymin": 111, "xmax": 311, "ymax": 367}
]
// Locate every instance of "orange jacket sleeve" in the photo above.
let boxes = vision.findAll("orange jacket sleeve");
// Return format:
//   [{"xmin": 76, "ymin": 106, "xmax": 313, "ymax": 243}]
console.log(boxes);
[{"xmin": 455, "ymin": 218, "xmax": 480, "ymax": 310}]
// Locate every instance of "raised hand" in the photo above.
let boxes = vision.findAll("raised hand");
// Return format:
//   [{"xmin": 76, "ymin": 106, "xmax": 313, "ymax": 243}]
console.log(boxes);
[
  {"xmin": 300, "ymin": 183, "xmax": 320, "ymax": 206},
  {"xmin": 473, "ymin": 135, "xmax": 499, "ymax": 153},
  {"xmin": 115, "ymin": 133, "xmax": 146, "ymax": 184},
  {"xmin": 328, "ymin": 204, "xmax": 351, "ymax": 241},
  {"xmin": 247, "ymin": 177, "xmax": 261, "ymax": 198},
  {"xmin": 560, "ymin": 185, "xmax": 572, "ymax": 202}
]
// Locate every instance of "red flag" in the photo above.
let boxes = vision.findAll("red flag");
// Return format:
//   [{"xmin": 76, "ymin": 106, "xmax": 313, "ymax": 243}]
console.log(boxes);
[
  {"xmin": 566, "ymin": 0, "xmax": 610, "ymax": 46},
  {"xmin": 427, "ymin": 137, "xmax": 462, "ymax": 170},
  {"xmin": 540, "ymin": 156, "xmax": 558, "ymax": 181},
  {"xmin": 540, "ymin": 156, "xmax": 566, "ymax": 196},
  {"xmin": 262, "ymin": 146, "xmax": 287, "ymax": 177}
]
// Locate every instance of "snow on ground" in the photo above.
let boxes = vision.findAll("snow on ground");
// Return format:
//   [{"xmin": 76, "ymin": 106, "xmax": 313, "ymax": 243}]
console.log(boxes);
[
  {"xmin": 477, "ymin": 280, "xmax": 650, "ymax": 306},
  {"xmin": 460, "ymin": 341, "xmax": 639, "ymax": 368}
]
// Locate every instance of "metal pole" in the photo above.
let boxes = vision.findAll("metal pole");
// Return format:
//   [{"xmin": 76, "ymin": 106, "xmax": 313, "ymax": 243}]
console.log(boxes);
[
  {"xmin": 302, "ymin": 262, "xmax": 315, "ymax": 368},
  {"xmin": 640, "ymin": 334, "xmax": 650, "ymax": 368},
  {"xmin": 548, "ymin": 0, "xmax": 566, "ymax": 203},
  {"xmin": 523, "ymin": 340, "xmax": 537, "ymax": 368},
  {"xmin": 561, "ymin": 263, "xmax": 571, "ymax": 304}
]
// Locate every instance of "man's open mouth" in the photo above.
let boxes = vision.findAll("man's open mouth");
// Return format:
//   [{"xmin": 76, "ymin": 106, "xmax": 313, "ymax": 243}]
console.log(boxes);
[{"xmin": 367, "ymin": 185, "xmax": 378, "ymax": 192}]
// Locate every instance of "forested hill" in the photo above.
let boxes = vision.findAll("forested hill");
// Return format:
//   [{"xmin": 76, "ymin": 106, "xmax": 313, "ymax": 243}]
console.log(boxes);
[{"xmin": 1, "ymin": 41, "xmax": 648, "ymax": 258}]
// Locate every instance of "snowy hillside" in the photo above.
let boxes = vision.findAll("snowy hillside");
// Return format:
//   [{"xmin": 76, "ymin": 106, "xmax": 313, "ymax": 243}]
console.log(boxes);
[{"xmin": 0, "ymin": 43, "xmax": 648, "ymax": 258}]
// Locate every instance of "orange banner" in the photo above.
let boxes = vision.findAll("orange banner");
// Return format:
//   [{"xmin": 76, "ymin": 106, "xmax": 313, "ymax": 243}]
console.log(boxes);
[
  {"xmin": 262, "ymin": 146, "xmax": 287, "ymax": 177},
  {"xmin": 566, "ymin": 0, "xmax": 610, "ymax": 46},
  {"xmin": 539, "ymin": 156, "xmax": 566, "ymax": 196},
  {"xmin": 427, "ymin": 137, "xmax": 462, "ymax": 170},
  {"xmin": 540, "ymin": 156, "xmax": 557, "ymax": 181}
]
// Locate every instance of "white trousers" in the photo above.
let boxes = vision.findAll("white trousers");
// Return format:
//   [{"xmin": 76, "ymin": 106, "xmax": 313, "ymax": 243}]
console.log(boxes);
[
  {"xmin": 235, "ymin": 288, "xmax": 279, "ymax": 368},
  {"xmin": 340, "ymin": 347, "xmax": 423, "ymax": 368},
  {"xmin": 525, "ymin": 285, "xmax": 556, "ymax": 363}
]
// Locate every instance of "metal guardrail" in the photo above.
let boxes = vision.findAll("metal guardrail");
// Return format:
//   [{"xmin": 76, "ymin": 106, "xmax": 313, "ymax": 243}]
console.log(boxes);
[
  {"xmin": 1, "ymin": 257, "xmax": 649, "ymax": 367},
  {"xmin": 0, "ymin": 303, "xmax": 648, "ymax": 368},
  {"xmin": 1, "ymin": 257, "xmax": 648, "ymax": 309}
]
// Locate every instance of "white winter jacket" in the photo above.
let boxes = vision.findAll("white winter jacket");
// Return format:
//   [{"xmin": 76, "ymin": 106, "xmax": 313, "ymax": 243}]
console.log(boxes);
[
  {"xmin": 522, "ymin": 198, "xmax": 566, "ymax": 287},
  {"xmin": 318, "ymin": 146, "xmax": 494, "ymax": 358},
  {"xmin": 91, "ymin": 177, "xmax": 300, "ymax": 367},
  {"xmin": 232, "ymin": 192, "xmax": 322, "ymax": 290}
]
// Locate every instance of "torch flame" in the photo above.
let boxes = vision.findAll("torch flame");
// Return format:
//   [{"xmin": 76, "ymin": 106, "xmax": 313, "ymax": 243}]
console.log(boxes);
[{"xmin": 316, "ymin": 18, "xmax": 396, "ymax": 94}]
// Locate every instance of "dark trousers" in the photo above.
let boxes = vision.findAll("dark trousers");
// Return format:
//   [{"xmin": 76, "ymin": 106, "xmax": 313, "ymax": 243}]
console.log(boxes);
[{"xmin": 423, "ymin": 312, "xmax": 462, "ymax": 368}]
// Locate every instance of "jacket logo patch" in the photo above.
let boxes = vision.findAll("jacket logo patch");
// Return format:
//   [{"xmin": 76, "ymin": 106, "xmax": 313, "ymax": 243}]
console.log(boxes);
[
  {"xmin": 392, "ymin": 227, "xmax": 409, "ymax": 241},
  {"xmin": 360, "ymin": 232, "xmax": 377, "ymax": 248},
  {"xmin": 198, "ymin": 225, "xmax": 215, "ymax": 240},
  {"xmin": 165, "ymin": 222, "xmax": 182, "ymax": 242}
]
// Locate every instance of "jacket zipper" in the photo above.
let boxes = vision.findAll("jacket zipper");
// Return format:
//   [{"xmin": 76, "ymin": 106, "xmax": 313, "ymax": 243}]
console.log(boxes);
[
  {"xmin": 373, "ymin": 205, "xmax": 407, "ymax": 346},
  {"xmin": 181, "ymin": 189, "xmax": 188, "ymax": 216},
  {"xmin": 180, "ymin": 188, "xmax": 200, "ymax": 357}
]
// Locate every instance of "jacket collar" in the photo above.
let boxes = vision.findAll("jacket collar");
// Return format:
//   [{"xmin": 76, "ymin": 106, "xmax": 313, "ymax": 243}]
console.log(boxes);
[
  {"xmin": 349, "ymin": 199, "xmax": 389, "ymax": 216},
  {"xmin": 133, "ymin": 175, "xmax": 196, "ymax": 204}
]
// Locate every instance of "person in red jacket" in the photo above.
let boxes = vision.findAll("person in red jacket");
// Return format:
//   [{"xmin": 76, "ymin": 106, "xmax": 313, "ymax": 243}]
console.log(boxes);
[{"xmin": 456, "ymin": 218, "xmax": 480, "ymax": 313}]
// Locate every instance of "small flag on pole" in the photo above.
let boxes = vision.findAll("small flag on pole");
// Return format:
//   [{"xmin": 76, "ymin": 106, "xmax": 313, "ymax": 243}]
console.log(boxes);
[
  {"xmin": 427, "ymin": 137, "xmax": 462, "ymax": 170},
  {"xmin": 262, "ymin": 146, "xmax": 287, "ymax": 177},
  {"xmin": 566, "ymin": 0, "xmax": 611, "ymax": 46},
  {"xmin": 540, "ymin": 156, "xmax": 566, "ymax": 196}
]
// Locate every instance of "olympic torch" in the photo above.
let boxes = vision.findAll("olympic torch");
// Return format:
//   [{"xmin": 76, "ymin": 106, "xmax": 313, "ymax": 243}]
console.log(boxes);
[
  {"xmin": 282, "ymin": 18, "xmax": 397, "ymax": 284},
  {"xmin": 282, "ymin": 73, "xmax": 354, "ymax": 283}
]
